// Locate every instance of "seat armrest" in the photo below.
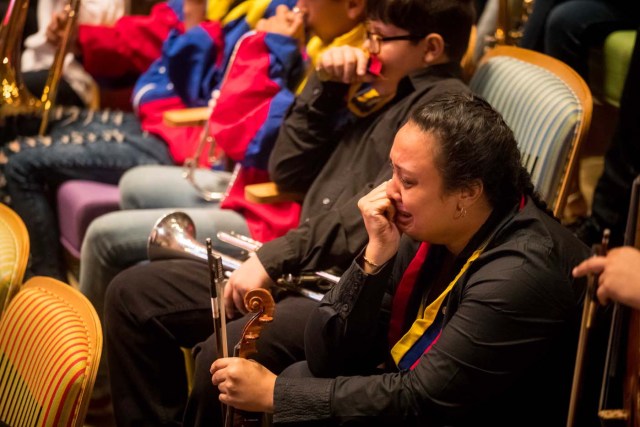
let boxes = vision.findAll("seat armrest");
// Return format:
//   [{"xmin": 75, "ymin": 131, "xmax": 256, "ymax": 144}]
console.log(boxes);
[
  {"xmin": 245, "ymin": 182, "xmax": 304, "ymax": 204},
  {"xmin": 163, "ymin": 107, "xmax": 210, "ymax": 127}
]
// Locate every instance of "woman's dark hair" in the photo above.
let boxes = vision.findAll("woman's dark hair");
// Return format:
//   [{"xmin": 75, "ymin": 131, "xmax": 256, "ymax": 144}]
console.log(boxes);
[
  {"xmin": 409, "ymin": 92, "xmax": 554, "ymax": 217},
  {"xmin": 366, "ymin": 0, "xmax": 475, "ymax": 62}
]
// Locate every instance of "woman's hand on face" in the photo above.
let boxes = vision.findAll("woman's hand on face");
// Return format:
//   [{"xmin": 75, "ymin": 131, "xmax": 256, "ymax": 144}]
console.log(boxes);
[
  {"xmin": 316, "ymin": 45, "xmax": 369, "ymax": 84},
  {"xmin": 357, "ymin": 181, "xmax": 400, "ymax": 266},
  {"xmin": 211, "ymin": 357, "xmax": 276, "ymax": 413},
  {"xmin": 255, "ymin": 5, "xmax": 305, "ymax": 46}
]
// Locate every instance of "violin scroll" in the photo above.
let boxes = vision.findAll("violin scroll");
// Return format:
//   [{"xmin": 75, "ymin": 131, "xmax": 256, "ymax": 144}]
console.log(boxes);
[{"xmin": 235, "ymin": 289, "xmax": 275, "ymax": 359}]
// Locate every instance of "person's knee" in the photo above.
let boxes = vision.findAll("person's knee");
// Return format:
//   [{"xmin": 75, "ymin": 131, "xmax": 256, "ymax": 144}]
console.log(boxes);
[
  {"xmin": 119, "ymin": 166, "xmax": 156, "ymax": 209},
  {"xmin": 546, "ymin": 1, "xmax": 598, "ymax": 43},
  {"xmin": 191, "ymin": 336, "xmax": 218, "ymax": 395},
  {"xmin": 82, "ymin": 213, "xmax": 124, "ymax": 262},
  {"xmin": 104, "ymin": 265, "xmax": 154, "ymax": 329},
  {"xmin": 546, "ymin": 2, "xmax": 579, "ymax": 40}
]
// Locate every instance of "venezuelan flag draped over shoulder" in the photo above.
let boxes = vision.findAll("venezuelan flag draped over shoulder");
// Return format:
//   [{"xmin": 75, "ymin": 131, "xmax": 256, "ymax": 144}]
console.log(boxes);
[
  {"xmin": 133, "ymin": 0, "xmax": 290, "ymax": 167},
  {"xmin": 134, "ymin": 19, "xmax": 227, "ymax": 166},
  {"xmin": 79, "ymin": 0, "xmax": 186, "ymax": 80},
  {"xmin": 211, "ymin": 23, "xmax": 367, "ymax": 243}
]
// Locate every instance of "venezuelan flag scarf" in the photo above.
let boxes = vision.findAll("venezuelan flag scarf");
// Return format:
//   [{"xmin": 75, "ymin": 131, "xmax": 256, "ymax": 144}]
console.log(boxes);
[
  {"xmin": 389, "ymin": 242, "xmax": 487, "ymax": 371},
  {"xmin": 389, "ymin": 198, "xmax": 526, "ymax": 371}
]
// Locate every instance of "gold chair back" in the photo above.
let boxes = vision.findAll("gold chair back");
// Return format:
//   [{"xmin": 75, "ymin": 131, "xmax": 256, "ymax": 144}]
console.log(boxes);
[
  {"xmin": 0, "ymin": 276, "xmax": 102, "ymax": 427},
  {"xmin": 0, "ymin": 202, "xmax": 29, "ymax": 316}
]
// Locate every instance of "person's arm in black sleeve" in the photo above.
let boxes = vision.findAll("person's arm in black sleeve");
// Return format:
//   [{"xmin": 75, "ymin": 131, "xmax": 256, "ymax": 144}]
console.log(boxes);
[
  {"xmin": 268, "ymin": 73, "xmax": 352, "ymax": 193},
  {"xmin": 303, "ymin": 256, "xmax": 393, "ymax": 377},
  {"xmin": 256, "ymin": 167, "xmax": 392, "ymax": 281},
  {"xmin": 303, "ymin": 237, "xmax": 420, "ymax": 377}
]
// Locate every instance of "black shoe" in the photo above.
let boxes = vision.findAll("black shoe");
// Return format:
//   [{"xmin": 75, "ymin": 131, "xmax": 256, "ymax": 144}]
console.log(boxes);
[{"xmin": 566, "ymin": 216, "xmax": 602, "ymax": 247}]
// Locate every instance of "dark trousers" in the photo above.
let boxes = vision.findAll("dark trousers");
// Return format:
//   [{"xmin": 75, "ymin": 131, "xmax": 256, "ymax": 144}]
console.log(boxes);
[
  {"xmin": 104, "ymin": 259, "xmax": 318, "ymax": 427},
  {"xmin": 1, "ymin": 72, "xmax": 87, "ymax": 143},
  {"xmin": 23, "ymin": 70, "xmax": 86, "ymax": 108},
  {"xmin": 519, "ymin": 0, "xmax": 638, "ymax": 79},
  {"xmin": 591, "ymin": 29, "xmax": 640, "ymax": 245}
]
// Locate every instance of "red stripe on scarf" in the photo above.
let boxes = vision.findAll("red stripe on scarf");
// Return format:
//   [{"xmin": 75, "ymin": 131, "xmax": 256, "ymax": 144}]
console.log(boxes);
[{"xmin": 388, "ymin": 242, "xmax": 430, "ymax": 347}]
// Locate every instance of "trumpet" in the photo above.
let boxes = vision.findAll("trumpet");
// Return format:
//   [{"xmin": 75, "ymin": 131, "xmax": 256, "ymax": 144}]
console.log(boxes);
[
  {"xmin": 147, "ymin": 211, "xmax": 242, "ymax": 271},
  {"xmin": 147, "ymin": 212, "xmax": 338, "ymax": 301},
  {"xmin": 217, "ymin": 230, "xmax": 262, "ymax": 253},
  {"xmin": 181, "ymin": 115, "xmax": 228, "ymax": 202}
]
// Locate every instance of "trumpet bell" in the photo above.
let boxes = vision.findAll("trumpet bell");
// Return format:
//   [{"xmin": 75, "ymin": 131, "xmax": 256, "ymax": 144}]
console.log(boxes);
[
  {"xmin": 147, "ymin": 211, "xmax": 244, "ymax": 270},
  {"xmin": 147, "ymin": 211, "xmax": 203, "ymax": 262}
]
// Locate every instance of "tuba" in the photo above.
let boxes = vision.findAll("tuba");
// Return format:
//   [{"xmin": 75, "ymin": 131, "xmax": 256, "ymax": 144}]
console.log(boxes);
[
  {"xmin": 147, "ymin": 211, "xmax": 339, "ymax": 301},
  {"xmin": 0, "ymin": 0, "xmax": 81, "ymax": 135}
]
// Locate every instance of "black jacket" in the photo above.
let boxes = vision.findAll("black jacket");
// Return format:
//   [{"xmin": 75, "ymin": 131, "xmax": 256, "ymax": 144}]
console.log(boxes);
[{"xmin": 274, "ymin": 198, "xmax": 590, "ymax": 426}]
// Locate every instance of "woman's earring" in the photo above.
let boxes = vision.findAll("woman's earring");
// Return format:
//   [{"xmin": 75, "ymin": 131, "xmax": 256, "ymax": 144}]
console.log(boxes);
[{"xmin": 454, "ymin": 205, "xmax": 466, "ymax": 219}]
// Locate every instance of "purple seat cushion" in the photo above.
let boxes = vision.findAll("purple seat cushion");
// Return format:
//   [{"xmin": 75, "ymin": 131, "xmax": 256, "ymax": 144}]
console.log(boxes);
[{"xmin": 57, "ymin": 180, "xmax": 120, "ymax": 259}]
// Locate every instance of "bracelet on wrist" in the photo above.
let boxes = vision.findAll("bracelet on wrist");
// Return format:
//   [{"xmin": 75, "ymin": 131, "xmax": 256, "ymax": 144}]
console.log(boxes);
[{"xmin": 363, "ymin": 255, "xmax": 381, "ymax": 269}]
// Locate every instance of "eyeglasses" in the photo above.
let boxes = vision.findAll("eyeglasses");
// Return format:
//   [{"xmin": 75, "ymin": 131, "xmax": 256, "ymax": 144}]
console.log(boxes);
[{"xmin": 366, "ymin": 32, "xmax": 424, "ymax": 54}]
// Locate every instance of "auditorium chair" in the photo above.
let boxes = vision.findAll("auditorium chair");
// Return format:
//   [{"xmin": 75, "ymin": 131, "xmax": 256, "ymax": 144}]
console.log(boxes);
[
  {"xmin": 0, "ymin": 275, "xmax": 102, "ymax": 426},
  {"xmin": 0, "ymin": 205, "xmax": 102, "ymax": 426},
  {"xmin": 469, "ymin": 45, "xmax": 592, "ymax": 218},
  {"xmin": 0, "ymin": 202, "xmax": 29, "ymax": 316}
]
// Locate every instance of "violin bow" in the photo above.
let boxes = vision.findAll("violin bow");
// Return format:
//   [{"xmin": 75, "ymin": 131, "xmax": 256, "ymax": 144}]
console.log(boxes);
[
  {"xmin": 206, "ymin": 238, "xmax": 228, "ymax": 359},
  {"xmin": 566, "ymin": 229, "xmax": 610, "ymax": 427}
]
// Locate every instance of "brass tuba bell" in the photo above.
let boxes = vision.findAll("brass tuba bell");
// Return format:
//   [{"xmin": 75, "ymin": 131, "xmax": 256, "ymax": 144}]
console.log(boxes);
[{"xmin": 0, "ymin": 0, "xmax": 81, "ymax": 135}]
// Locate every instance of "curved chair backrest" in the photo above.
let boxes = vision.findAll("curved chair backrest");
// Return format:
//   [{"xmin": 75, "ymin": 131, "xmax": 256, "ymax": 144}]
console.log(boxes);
[
  {"xmin": 0, "ymin": 202, "xmax": 30, "ymax": 316},
  {"xmin": 0, "ymin": 276, "xmax": 102, "ymax": 427},
  {"xmin": 470, "ymin": 45, "xmax": 593, "ymax": 218}
]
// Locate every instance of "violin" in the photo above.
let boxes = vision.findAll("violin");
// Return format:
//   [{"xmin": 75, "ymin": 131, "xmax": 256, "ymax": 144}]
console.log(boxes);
[
  {"xmin": 598, "ymin": 178, "xmax": 640, "ymax": 427},
  {"xmin": 224, "ymin": 288, "xmax": 275, "ymax": 427},
  {"xmin": 568, "ymin": 176, "xmax": 640, "ymax": 427}
]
